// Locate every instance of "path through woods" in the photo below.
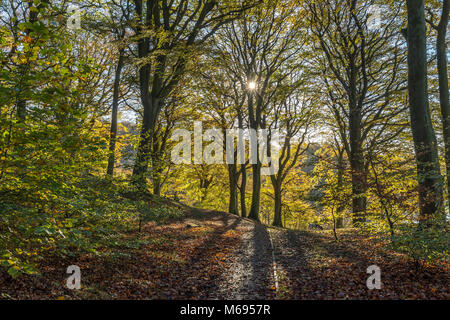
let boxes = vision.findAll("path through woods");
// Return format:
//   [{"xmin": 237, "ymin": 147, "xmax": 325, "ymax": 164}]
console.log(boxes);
[{"xmin": 0, "ymin": 206, "xmax": 448, "ymax": 299}]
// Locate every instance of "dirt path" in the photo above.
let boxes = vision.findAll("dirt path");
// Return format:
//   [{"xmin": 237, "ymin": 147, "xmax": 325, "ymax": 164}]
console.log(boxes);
[
  {"xmin": 208, "ymin": 212, "xmax": 449, "ymax": 300},
  {"xmin": 1, "ymin": 204, "xmax": 448, "ymax": 300},
  {"xmin": 210, "ymin": 216, "xmax": 276, "ymax": 299}
]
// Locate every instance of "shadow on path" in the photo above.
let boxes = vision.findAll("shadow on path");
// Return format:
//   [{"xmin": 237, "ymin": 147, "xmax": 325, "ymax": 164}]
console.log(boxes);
[{"xmin": 210, "ymin": 219, "xmax": 275, "ymax": 300}]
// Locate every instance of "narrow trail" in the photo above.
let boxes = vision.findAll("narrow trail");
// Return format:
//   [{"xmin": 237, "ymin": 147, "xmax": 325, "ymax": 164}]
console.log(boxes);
[
  {"xmin": 164, "ymin": 207, "xmax": 449, "ymax": 300},
  {"xmin": 210, "ymin": 216, "xmax": 277, "ymax": 299},
  {"xmin": 1, "ymin": 204, "xmax": 448, "ymax": 300}
]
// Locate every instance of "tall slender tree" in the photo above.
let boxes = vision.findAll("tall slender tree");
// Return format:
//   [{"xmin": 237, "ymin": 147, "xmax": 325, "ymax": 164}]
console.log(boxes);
[
  {"xmin": 222, "ymin": 0, "xmax": 304, "ymax": 221},
  {"xmin": 426, "ymin": 0, "xmax": 450, "ymax": 213},
  {"xmin": 405, "ymin": 0, "xmax": 443, "ymax": 225}
]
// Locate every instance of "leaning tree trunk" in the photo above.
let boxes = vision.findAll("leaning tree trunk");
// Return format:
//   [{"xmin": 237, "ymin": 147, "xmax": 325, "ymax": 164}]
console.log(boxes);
[
  {"xmin": 107, "ymin": 49, "xmax": 125, "ymax": 176},
  {"xmin": 406, "ymin": 0, "xmax": 444, "ymax": 225},
  {"xmin": 436, "ymin": 0, "xmax": 450, "ymax": 215}
]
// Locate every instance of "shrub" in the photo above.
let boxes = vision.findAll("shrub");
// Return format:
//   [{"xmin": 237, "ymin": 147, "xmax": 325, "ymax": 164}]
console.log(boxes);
[{"xmin": 390, "ymin": 224, "xmax": 449, "ymax": 269}]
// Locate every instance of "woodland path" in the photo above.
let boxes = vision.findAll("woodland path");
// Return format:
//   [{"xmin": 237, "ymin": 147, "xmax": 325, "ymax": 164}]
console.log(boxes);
[
  {"xmin": 1, "ymin": 204, "xmax": 448, "ymax": 300},
  {"xmin": 193, "ymin": 208, "xmax": 449, "ymax": 300},
  {"xmin": 208, "ymin": 213, "xmax": 276, "ymax": 299}
]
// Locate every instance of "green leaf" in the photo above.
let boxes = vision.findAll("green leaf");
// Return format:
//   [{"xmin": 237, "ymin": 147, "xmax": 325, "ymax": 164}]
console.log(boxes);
[{"xmin": 7, "ymin": 266, "xmax": 21, "ymax": 278}]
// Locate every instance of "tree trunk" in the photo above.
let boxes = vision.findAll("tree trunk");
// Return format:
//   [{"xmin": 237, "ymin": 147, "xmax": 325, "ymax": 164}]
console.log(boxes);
[
  {"xmin": 237, "ymin": 112, "xmax": 247, "ymax": 217},
  {"xmin": 350, "ymin": 156, "xmax": 367, "ymax": 225},
  {"xmin": 247, "ymin": 91, "xmax": 261, "ymax": 222},
  {"xmin": 272, "ymin": 182, "xmax": 283, "ymax": 227},
  {"xmin": 228, "ymin": 163, "xmax": 239, "ymax": 215},
  {"xmin": 349, "ymin": 87, "xmax": 367, "ymax": 225},
  {"xmin": 16, "ymin": 100, "xmax": 26, "ymax": 122},
  {"xmin": 248, "ymin": 162, "xmax": 261, "ymax": 221},
  {"xmin": 331, "ymin": 207, "xmax": 338, "ymax": 241},
  {"xmin": 151, "ymin": 134, "xmax": 165, "ymax": 197},
  {"xmin": 436, "ymin": 0, "xmax": 450, "ymax": 215},
  {"xmin": 107, "ymin": 50, "xmax": 125, "ymax": 176},
  {"xmin": 132, "ymin": 25, "xmax": 163, "ymax": 188},
  {"xmin": 336, "ymin": 147, "xmax": 345, "ymax": 228},
  {"xmin": 153, "ymin": 176, "xmax": 161, "ymax": 196},
  {"xmin": 132, "ymin": 94, "xmax": 159, "ymax": 188},
  {"xmin": 406, "ymin": 0, "xmax": 444, "ymax": 224},
  {"xmin": 240, "ymin": 164, "xmax": 247, "ymax": 217}
]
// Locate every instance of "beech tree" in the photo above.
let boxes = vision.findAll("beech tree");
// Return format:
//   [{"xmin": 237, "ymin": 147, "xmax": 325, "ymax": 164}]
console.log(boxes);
[
  {"xmin": 130, "ymin": 0, "xmax": 256, "ymax": 187},
  {"xmin": 405, "ymin": 0, "xmax": 444, "ymax": 225},
  {"xmin": 425, "ymin": 0, "xmax": 450, "ymax": 214},
  {"xmin": 219, "ymin": 0, "xmax": 305, "ymax": 221},
  {"xmin": 270, "ymin": 90, "xmax": 316, "ymax": 227},
  {"xmin": 308, "ymin": 0, "xmax": 407, "ymax": 224}
]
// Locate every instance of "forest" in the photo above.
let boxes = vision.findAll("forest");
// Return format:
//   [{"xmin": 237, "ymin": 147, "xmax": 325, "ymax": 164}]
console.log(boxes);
[{"xmin": 0, "ymin": 0, "xmax": 449, "ymax": 301}]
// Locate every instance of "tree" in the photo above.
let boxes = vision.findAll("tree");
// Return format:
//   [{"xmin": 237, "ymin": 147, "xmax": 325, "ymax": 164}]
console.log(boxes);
[
  {"xmin": 308, "ymin": 0, "xmax": 407, "ymax": 224},
  {"xmin": 130, "ymin": 0, "xmax": 256, "ymax": 188},
  {"xmin": 220, "ymin": 0, "xmax": 304, "ymax": 221},
  {"xmin": 194, "ymin": 61, "xmax": 245, "ymax": 215},
  {"xmin": 270, "ymin": 91, "xmax": 315, "ymax": 227},
  {"xmin": 405, "ymin": 0, "xmax": 443, "ymax": 225},
  {"xmin": 107, "ymin": 48, "xmax": 126, "ymax": 176},
  {"xmin": 150, "ymin": 94, "xmax": 187, "ymax": 195},
  {"xmin": 426, "ymin": 0, "xmax": 450, "ymax": 214},
  {"xmin": 0, "ymin": 1, "xmax": 115, "ymax": 273},
  {"xmin": 91, "ymin": 1, "xmax": 132, "ymax": 177}
]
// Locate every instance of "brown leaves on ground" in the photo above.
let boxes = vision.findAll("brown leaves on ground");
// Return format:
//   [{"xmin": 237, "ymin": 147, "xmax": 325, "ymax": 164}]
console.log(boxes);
[
  {"xmin": 1, "ymin": 208, "xmax": 448, "ymax": 300},
  {"xmin": 0, "ymin": 208, "xmax": 243, "ymax": 300},
  {"xmin": 270, "ymin": 228, "xmax": 450, "ymax": 300}
]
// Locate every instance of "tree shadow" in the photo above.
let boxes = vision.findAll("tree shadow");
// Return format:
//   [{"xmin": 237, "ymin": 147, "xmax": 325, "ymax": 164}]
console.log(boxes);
[
  {"xmin": 273, "ymin": 229, "xmax": 400, "ymax": 299},
  {"xmin": 272, "ymin": 229, "xmax": 340, "ymax": 299},
  {"xmin": 240, "ymin": 222, "xmax": 274, "ymax": 299},
  {"xmin": 174, "ymin": 210, "xmax": 244, "ymax": 299}
]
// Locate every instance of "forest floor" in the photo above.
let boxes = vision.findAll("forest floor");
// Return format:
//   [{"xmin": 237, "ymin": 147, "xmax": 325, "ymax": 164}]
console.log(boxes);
[{"xmin": 0, "ymin": 201, "xmax": 449, "ymax": 300}]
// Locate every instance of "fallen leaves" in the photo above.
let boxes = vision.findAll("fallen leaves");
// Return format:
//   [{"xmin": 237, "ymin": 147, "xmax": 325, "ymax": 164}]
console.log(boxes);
[
  {"xmin": 270, "ymin": 229, "xmax": 450, "ymax": 300},
  {"xmin": 0, "ymin": 209, "xmax": 448, "ymax": 300},
  {"xmin": 0, "ymin": 208, "xmax": 243, "ymax": 300}
]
